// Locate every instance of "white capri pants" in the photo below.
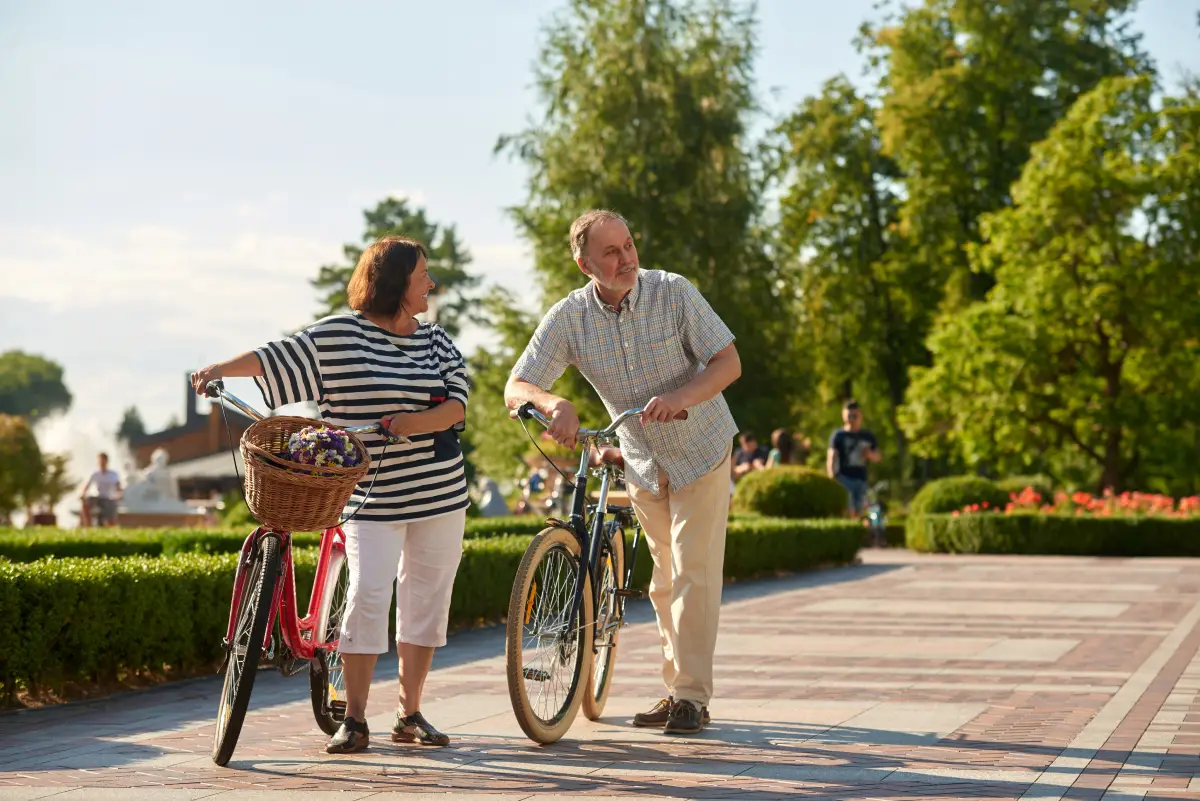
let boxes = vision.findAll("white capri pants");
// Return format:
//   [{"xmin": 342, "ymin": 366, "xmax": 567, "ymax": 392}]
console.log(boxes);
[{"xmin": 339, "ymin": 509, "xmax": 466, "ymax": 654}]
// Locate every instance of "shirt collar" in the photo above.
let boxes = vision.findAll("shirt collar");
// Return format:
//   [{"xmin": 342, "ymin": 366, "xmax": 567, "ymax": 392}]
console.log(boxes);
[{"xmin": 590, "ymin": 272, "xmax": 642, "ymax": 315}]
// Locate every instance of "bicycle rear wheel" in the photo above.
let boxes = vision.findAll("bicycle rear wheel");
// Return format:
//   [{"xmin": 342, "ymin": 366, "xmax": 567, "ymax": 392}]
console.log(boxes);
[
  {"xmin": 582, "ymin": 523, "xmax": 624, "ymax": 721},
  {"xmin": 309, "ymin": 544, "xmax": 349, "ymax": 735},
  {"xmin": 505, "ymin": 526, "xmax": 594, "ymax": 744},
  {"xmin": 212, "ymin": 535, "xmax": 281, "ymax": 766}
]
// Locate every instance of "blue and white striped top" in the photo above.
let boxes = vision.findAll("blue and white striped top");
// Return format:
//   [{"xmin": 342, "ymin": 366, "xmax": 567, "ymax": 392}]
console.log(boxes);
[{"xmin": 253, "ymin": 312, "xmax": 470, "ymax": 523}]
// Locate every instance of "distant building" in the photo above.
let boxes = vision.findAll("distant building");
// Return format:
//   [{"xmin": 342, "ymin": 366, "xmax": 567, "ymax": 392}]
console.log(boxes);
[{"xmin": 128, "ymin": 376, "xmax": 256, "ymax": 500}]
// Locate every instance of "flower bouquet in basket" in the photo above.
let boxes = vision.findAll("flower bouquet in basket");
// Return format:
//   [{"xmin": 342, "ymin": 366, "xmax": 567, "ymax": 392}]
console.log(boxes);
[{"xmin": 276, "ymin": 425, "xmax": 364, "ymax": 476}]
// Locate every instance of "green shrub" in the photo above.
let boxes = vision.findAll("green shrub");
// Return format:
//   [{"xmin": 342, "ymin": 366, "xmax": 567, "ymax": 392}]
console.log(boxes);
[
  {"xmin": 0, "ymin": 517, "xmax": 553, "ymax": 562},
  {"xmin": 906, "ymin": 476, "xmax": 1009, "ymax": 549},
  {"xmin": 0, "ymin": 517, "xmax": 859, "ymax": 699},
  {"xmin": 461, "ymin": 516, "xmax": 547, "ymax": 540},
  {"xmin": 997, "ymin": 474, "xmax": 1056, "ymax": 502},
  {"xmin": 909, "ymin": 476, "xmax": 1010, "ymax": 517},
  {"xmin": 732, "ymin": 467, "xmax": 848, "ymax": 519},
  {"xmin": 907, "ymin": 512, "xmax": 1200, "ymax": 555}
]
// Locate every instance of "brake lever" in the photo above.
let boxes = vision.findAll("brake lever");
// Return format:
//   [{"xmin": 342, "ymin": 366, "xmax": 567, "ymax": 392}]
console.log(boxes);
[{"xmin": 378, "ymin": 425, "xmax": 410, "ymax": 445}]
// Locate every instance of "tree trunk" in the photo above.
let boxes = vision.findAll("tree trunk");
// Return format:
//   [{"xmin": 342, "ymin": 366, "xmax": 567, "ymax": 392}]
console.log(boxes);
[{"xmin": 1100, "ymin": 426, "xmax": 1123, "ymax": 492}]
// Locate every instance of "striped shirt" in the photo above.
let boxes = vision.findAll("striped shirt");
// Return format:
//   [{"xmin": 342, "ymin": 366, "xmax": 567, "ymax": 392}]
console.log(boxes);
[
  {"xmin": 512, "ymin": 269, "xmax": 737, "ymax": 493},
  {"xmin": 253, "ymin": 312, "xmax": 470, "ymax": 523}
]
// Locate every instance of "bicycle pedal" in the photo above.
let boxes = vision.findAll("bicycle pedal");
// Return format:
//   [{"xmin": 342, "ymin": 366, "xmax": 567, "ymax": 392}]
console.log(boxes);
[
  {"xmin": 614, "ymin": 588, "xmax": 644, "ymax": 599},
  {"xmin": 329, "ymin": 700, "xmax": 347, "ymax": 722},
  {"xmin": 523, "ymin": 668, "xmax": 552, "ymax": 682}
]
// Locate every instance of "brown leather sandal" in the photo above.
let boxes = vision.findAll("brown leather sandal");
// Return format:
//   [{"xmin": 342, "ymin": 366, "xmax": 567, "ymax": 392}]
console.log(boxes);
[{"xmin": 392, "ymin": 711, "xmax": 450, "ymax": 746}]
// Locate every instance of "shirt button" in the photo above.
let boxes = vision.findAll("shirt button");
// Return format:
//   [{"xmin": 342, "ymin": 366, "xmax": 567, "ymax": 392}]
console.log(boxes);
[{"xmin": 624, "ymin": 342, "xmax": 630, "ymax": 348}]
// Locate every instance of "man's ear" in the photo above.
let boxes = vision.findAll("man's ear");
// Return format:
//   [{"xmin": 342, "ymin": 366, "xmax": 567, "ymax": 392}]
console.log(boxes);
[{"xmin": 576, "ymin": 257, "xmax": 593, "ymax": 278}]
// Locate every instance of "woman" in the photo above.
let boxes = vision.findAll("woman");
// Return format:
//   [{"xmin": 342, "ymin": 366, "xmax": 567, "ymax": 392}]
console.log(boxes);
[
  {"xmin": 190, "ymin": 237, "xmax": 470, "ymax": 754},
  {"xmin": 766, "ymin": 427, "xmax": 795, "ymax": 468}
]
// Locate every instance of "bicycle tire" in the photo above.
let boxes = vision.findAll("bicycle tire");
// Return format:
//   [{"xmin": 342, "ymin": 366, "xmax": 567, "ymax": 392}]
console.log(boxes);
[
  {"xmin": 505, "ymin": 526, "xmax": 594, "ymax": 744},
  {"xmin": 309, "ymin": 545, "xmax": 349, "ymax": 735},
  {"xmin": 582, "ymin": 523, "xmax": 624, "ymax": 721},
  {"xmin": 212, "ymin": 534, "xmax": 281, "ymax": 766}
]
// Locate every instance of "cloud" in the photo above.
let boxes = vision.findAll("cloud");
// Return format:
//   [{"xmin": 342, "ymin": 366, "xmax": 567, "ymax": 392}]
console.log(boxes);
[
  {"xmin": 386, "ymin": 189, "xmax": 428, "ymax": 206},
  {"xmin": 0, "ymin": 221, "xmax": 342, "ymax": 434},
  {"xmin": 0, "ymin": 220, "xmax": 541, "ymax": 463}
]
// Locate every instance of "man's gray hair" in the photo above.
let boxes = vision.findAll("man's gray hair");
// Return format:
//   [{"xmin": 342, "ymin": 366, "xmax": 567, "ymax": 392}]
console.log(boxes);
[{"xmin": 568, "ymin": 209, "xmax": 629, "ymax": 262}]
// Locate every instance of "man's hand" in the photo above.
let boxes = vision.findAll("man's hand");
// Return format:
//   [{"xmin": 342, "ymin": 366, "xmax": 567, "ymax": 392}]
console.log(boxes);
[
  {"xmin": 548, "ymin": 401, "xmax": 580, "ymax": 450},
  {"xmin": 190, "ymin": 364, "xmax": 221, "ymax": 395},
  {"xmin": 641, "ymin": 391, "xmax": 686, "ymax": 424},
  {"xmin": 589, "ymin": 445, "xmax": 624, "ymax": 469}
]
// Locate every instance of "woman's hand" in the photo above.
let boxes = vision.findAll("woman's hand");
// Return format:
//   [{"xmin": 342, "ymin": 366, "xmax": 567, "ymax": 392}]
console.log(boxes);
[
  {"xmin": 382, "ymin": 413, "xmax": 421, "ymax": 439},
  {"xmin": 190, "ymin": 364, "xmax": 222, "ymax": 395}
]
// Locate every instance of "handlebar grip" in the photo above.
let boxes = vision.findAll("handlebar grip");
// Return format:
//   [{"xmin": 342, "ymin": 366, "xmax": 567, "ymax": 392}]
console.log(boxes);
[
  {"xmin": 517, "ymin": 402, "xmax": 536, "ymax": 420},
  {"xmin": 205, "ymin": 379, "xmax": 225, "ymax": 399}
]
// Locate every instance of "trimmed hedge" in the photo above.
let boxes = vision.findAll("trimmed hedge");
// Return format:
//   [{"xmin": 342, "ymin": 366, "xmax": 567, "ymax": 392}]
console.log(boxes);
[
  {"xmin": 908, "ymin": 512, "xmax": 1200, "ymax": 555},
  {"xmin": 0, "ymin": 517, "xmax": 550, "ymax": 562},
  {"xmin": 906, "ymin": 476, "xmax": 1010, "ymax": 550},
  {"xmin": 0, "ymin": 518, "xmax": 859, "ymax": 699},
  {"xmin": 909, "ymin": 476, "xmax": 1010, "ymax": 517},
  {"xmin": 733, "ymin": 466, "xmax": 848, "ymax": 519}
]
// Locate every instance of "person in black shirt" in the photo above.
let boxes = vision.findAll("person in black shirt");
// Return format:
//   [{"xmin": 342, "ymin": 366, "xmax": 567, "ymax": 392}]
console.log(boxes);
[
  {"xmin": 732, "ymin": 431, "xmax": 769, "ymax": 483},
  {"xmin": 826, "ymin": 400, "xmax": 880, "ymax": 516}
]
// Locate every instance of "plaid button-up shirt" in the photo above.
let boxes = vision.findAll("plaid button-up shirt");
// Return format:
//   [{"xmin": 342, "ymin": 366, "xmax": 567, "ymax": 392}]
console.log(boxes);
[{"xmin": 512, "ymin": 269, "xmax": 738, "ymax": 493}]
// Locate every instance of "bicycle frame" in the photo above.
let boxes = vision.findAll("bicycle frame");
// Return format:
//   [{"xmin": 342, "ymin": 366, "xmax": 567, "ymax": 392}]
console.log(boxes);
[
  {"xmin": 223, "ymin": 525, "xmax": 347, "ymax": 662},
  {"xmin": 517, "ymin": 405, "xmax": 650, "ymax": 643},
  {"xmin": 206, "ymin": 377, "xmax": 405, "ymax": 663}
]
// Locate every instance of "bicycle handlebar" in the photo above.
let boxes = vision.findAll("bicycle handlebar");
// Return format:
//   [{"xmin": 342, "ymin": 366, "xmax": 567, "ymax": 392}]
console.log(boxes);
[
  {"xmin": 205, "ymin": 380, "xmax": 410, "ymax": 444},
  {"xmin": 515, "ymin": 401, "xmax": 687, "ymax": 441}
]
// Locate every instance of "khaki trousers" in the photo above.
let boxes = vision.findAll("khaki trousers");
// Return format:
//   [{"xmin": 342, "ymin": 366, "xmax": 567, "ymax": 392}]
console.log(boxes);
[{"xmin": 626, "ymin": 447, "xmax": 732, "ymax": 708}]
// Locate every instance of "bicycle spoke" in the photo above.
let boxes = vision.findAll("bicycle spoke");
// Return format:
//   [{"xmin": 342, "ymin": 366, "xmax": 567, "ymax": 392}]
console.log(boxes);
[{"xmin": 520, "ymin": 545, "xmax": 582, "ymax": 724}]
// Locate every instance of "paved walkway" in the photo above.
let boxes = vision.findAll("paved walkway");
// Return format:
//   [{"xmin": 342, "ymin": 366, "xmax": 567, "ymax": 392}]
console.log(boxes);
[{"xmin": 3, "ymin": 551, "xmax": 1200, "ymax": 800}]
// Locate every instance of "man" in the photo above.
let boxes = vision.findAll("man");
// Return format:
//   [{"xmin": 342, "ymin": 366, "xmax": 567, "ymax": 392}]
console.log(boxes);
[
  {"xmin": 827, "ymin": 400, "xmax": 880, "ymax": 516},
  {"xmin": 732, "ymin": 430, "xmax": 769, "ymax": 482},
  {"xmin": 80, "ymin": 452, "xmax": 122, "ymax": 527},
  {"xmin": 505, "ymin": 209, "xmax": 741, "ymax": 736}
]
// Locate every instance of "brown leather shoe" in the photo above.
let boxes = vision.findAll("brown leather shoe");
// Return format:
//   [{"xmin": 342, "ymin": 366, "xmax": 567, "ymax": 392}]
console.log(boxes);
[
  {"xmin": 664, "ymin": 700, "xmax": 706, "ymax": 735},
  {"xmin": 634, "ymin": 697, "xmax": 710, "ymax": 728},
  {"xmin": 392, "ymin": 710, "xmax": 450, "ymax": 746},
  {"xmin": 325, "ymin": 716, "xmax": 370, "ymax": 753}
]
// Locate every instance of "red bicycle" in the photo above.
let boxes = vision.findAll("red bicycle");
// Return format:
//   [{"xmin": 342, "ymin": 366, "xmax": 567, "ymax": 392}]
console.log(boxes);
[{"xmin": 204, "ymin": 380, "xmax": 401, "ymax": 766}]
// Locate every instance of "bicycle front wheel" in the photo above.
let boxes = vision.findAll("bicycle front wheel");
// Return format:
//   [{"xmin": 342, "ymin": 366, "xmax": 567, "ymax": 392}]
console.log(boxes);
[
  {"xmin": 505, "ymin": 526, "xmax": 594, "ymax": 744},
  {"xmin": 582, "ymin": 524, "xmax": 624, "ymax": 721},
  {"xmin": 309, "ymin": 544, "xmax": 349, "ymax": 735},
  {"xmin": 212, "ymin": 535, "xmax": 281, "ymax": 766}
]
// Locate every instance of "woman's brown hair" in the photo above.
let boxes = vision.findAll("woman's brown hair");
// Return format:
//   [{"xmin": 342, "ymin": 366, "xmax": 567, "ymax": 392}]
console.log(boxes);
[
  {"xmin": 771, "ymin": 427, "xmax": 795, "ymax": 465},
  {"xmin": 346, "ymin": 236, "xmax": 427, "ymax": 316}
]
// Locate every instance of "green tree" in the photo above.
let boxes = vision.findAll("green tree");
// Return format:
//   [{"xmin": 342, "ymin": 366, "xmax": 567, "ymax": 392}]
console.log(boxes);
[
  {"xmin": 497, "ymin": 0, "xmax": 799, "ymax": 435},
  {"xmin": 0, "ymin": 351, "xmax": 72, "ymax": 420},
  {"xmin": 775, "ymin": 76, "xmax": 930, "ymax": 476},
  {"xmin": 462, "ymin": 288, "xmax": 541, "ymax": 483},
  {"xmin": 868, "ymin": 0, "xmax": 1151, "ymax": 308},
  {"xmin": 311, "ymin": 197, "xmax": 479, "ymax": 337},
  {"xmin": 27, "ymin": 452, "xmax": 74, "ymax": 515},
  {"xmin": 116, "ymin": 406, "xmax": 147, "ymax": 445},
  {"xmin": 0, "ymin": 413, "xmax": 44, "ymax": 524},
  {"xmin": 902, "ymin": 77, "xmax": 1200, "ymax": 494}
]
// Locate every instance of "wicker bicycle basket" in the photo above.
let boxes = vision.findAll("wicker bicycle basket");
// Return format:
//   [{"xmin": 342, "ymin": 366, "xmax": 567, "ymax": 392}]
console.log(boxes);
[{"xmin": 240, "ymin": 416, "xmax": 371, "ymax": 531}]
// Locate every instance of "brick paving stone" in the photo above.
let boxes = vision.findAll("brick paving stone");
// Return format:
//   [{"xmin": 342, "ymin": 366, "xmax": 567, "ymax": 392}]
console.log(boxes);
[{"xmin": 2, "ymin": 551, "xmax": 1200, "ymax": 800}]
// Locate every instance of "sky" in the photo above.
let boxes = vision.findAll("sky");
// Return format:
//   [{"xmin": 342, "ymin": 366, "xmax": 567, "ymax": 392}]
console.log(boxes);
[{"xmin": 1, "ymin": 0, "xmax": 1197, "ymax": 485}]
